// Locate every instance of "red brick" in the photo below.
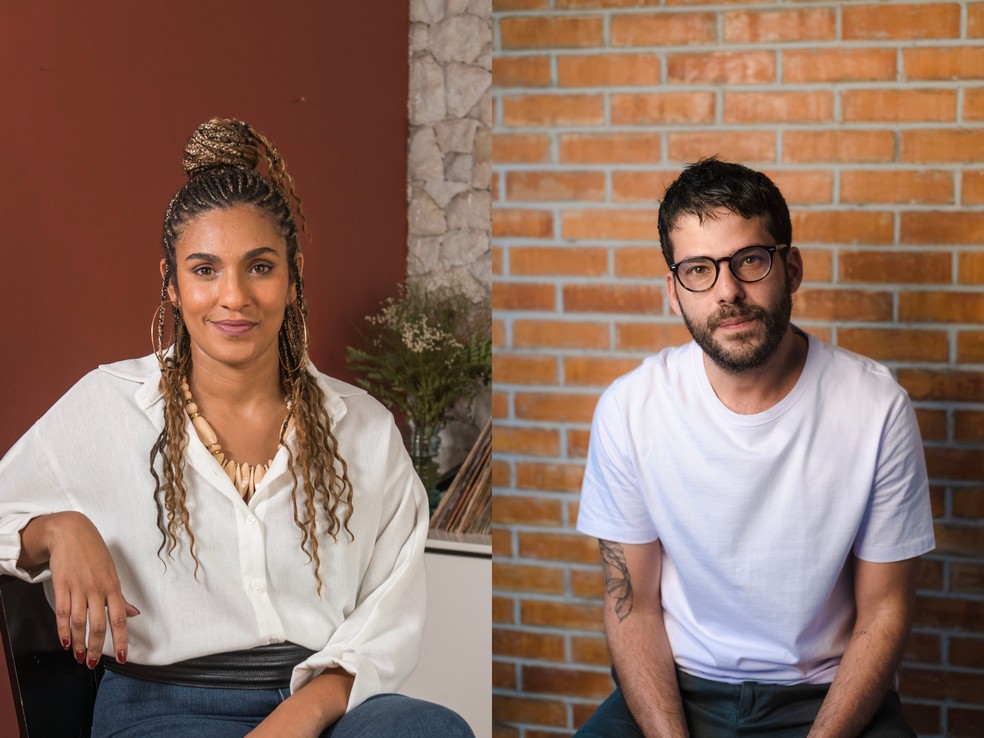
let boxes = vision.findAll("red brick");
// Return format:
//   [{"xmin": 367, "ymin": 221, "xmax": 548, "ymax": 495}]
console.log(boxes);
[
  {"xmin": 493, "ymin": 562, "xmax": 566, "ymax": 594},
  {"xmin": 493, "ymin": 660, "xmax": 516, "ymax": 690},
  {"xmin": 783, "ymin": 130, "xmax": 894, "ymax": 163},
  {"xmin": 899, "ymin": 291, "xmax": 984, "ymax": 323},
  {"xmin": 563, "ymin": 283, "xmax": 663, "ymax": 313},
  {"xmin": 904, "ymin": 632, "xmax": 942, "ymax": 663},
  {"xmin": 616, "ymin": 322, "xmax": 692, "ymax": 351},
  {"xmin": 667, "ymin": 51, "xmax": 775, "ymax": 85},
  {"xmin": 510, "ymin": 245, "xmax": 608, "ymax": 276},
  {"xmin": 968, "ymin": 88, "xmax": 984, "ymax": 121},
  {"xmin": 903, "ymin": 212, "xmax": 984, "ymax": 244},
  {"xmin": 949, "ymin": 706, "xmax": 984, "ymax": 738},
  {"xmin": 493, "ymin": 133, "xmax": 551, "ymax": 164},
  {"xmin": 902, "ymin": 129, "xmax": 984, "ymax": 163},
  {"xmin": 492, "ymin": 246, "xmax": 503, "ymax": 277},
  {"xmin": 668, "ymin": 131, "xmax": 776, "ymax": 164},
  {"xmin": 491, "ymin": 391, "xmax": 508, "ymax": 419},
  {"xmin": 559, "ymin": 133, "xmax": 662, "ymax": 164},
  {"xmin": 846, "ymin": 89, "xmax": 956, "ymax": 123},
  {"xmin": 960, "ymin": 252, "xmax": 984, "ymax": 284},
  {"xmin": 516, "ymin": 462, "xmax": 585, "ymax": 492},
  {"xmin": 783, "ymin": 49, "xmax": 895, "ymax": 83},
  {"xmin": 612, "ymin": 92, "xmax": 715, "ymax": 126},
  {"xmin": 507, "ymin": 172, "xmax": 606, "ymax": 204},
  {"xmin": 494, "ymin": 0, "xmax": 549, "ymax": 8},
  {"xmin": 839, "ymin": 251, "xmax": 951, "ymax": 284},
  {"xmin": 838, "ymin": 328, "xmax": 949, "ymax": 362},
  {"xmin": 958, "ymin": 331, "xmax": 984, "ymax": 363},
  {"xmin": 565, "ymin": 357, "xmax": 641, "ymax": 386},
  {"xmin": 904, "ymin": 46, "xmax": 984, "ymax": 79},
  {"xmin": 912, "ymin": 596, "xmax": 984, "ymax": 632},
  {"xmin": 793, "ymin": 211, "xmax": 894, "ymax": 245},
  {"xmin": 557, "ymin": 53, "xmax": 661, "ymax": 87},
  {"xmin": 571, "ymin": 568, "xmax": 604, "ymax": 598},
  {"xmin": 611, "ymin": 12, "xmax": 715, "ymax": 46},
  {"xmin": 493, "ymin": 426, "xmax": 562, "ymax": 457},
  {"xmin": 494, "ymin": 56, "xmax": 552, "ymax": 87},
  {"xmin": 493, "ymin": 594, "xmax": 514, "ymax": 623},
  {"xmin": 501, "ymin": 16, "xmax": 604, "ymax": 49},
  {"xmin": 562, "ymin": 210, "xmax": 660, "ymax": 242},
  {"xmin": 568, "ymin": 429, "xmax": 592, "ymax": 459},
  {"xmin": 951, "ymin": 563, "xmax": 984, "ymax": 595},
  {"xmin": 841, "ymin": 170, "xmax": 953, "ymax": 205},
  {"xmin": 519, "ymin": 531, "xmax": 599, "ymax": 563},
  {"xmin": 612, "ymin": 171, "xmax": 677, "ymax": 203},
  {"xmin": 502, "ymin": 94, "xmax": 605, "ymax": 127},
  {"xmin": 952, "ymin": 487, "xmax": 984, "ymax": 518},
  {"xmin": 799, "ymin": 248, "xmax": 833, "ymax": 282},
  {"xmin": 493, "ymin": 628, "xmax": 565, "ymax": 661},
  {"xmin": 792, "ymin": 289, "xmax": 893, "ymax": 322},
  {"xmin": 973, "ymin": 3, "xmax": 984, "ymax": 37},
  {"xmin": 955, "ymin": 411, "xmax": 984, "ymax": 443},
  {"xmin": 915, "ymin": 409, "xmax": 947, "ymax": 442},
  {"xmin": 492, "ymin": 695, "xmax": 567, "ymax": 727},
  {"xmin": 843, "ymin": 4, "xmax": 960, "ymax": 40},
  {"xmin": 493, "ymin": 459, "xmax": 511, "ymax": 486},
  {"xmin": 523, "ymin": 665, "xmax": 613, "ymax": 698},
  {"xmin": 725, "ymin": 91, "xmax": 833, "ymax": 124},
  {"xmin": 557, "ymin": 0, "xmax": 663, "ymax": 6},
  {"xmin": 493, "ymin": 354, "xmax": 558, "ymax": 385},
  {"xmin": 515, "ymin": 392, "xmax": 600, "ymax": 423},
  {"xmin": 926, "ymin": 449, "xmax": 984, "ymax": 484},
  {"xmin": 900, "ymin": 702, "xmax": 940, "ymax": 737},
  {"xmin": 513, "ymin": 319, "xmax": 610, "ymax": 349},
  {"xmin": 899, "ymin": 369, "xmax": 984, "ymax": 402},
  {"xmin": 916, "ymin": 558, "xmax": 945, "ymax": 590},
  {"xmin": 492, "ymin": 208, "xmax": 553, "ymax": 238},
  {"xmin": 965, "ymin": 172, "xmax": 984, "ymax": 205},
  {"xmin": 521, "ymin": 600, "xmax": 604, "ymax": 630},
  {"xmin": 572, "ymin": 636, "xmax": 610, "ymax": 666},
  {"xmin": 764, "ymin": 170, "xmax": 834, "ymax": 205},
  {"xmin": 492, "ymin": 282, "xmax": 556, "ymax": 311},
  {"xmin": 614, "ymin": 246, "xmax": 666, "ymax": 278},
  {"xmin": 725, "ymin": 8, "xmax": 835, "ymax": 42}
]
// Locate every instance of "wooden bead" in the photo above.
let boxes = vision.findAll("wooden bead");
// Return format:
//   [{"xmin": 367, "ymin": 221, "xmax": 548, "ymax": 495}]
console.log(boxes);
[{"xmin": 191, "ymin": 416, "xmax": 218, "ymax": 447}]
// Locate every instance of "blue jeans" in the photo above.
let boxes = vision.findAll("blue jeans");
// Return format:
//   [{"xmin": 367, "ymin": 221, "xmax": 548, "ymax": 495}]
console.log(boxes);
[{"xmin": 92, "ymin": 670, "xmax": 474, "ymax": 737}]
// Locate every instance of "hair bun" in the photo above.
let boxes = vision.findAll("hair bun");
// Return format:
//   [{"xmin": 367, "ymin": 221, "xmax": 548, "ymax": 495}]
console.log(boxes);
[{"xmin": 183, "ymin": 118, "xmax": 259, "ymax": 178}]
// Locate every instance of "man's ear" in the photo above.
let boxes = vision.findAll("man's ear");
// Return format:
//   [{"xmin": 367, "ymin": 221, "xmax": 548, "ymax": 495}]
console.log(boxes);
[
  {"xmin": 785, "ymin": 246, "xmax": 804, "ymax": 295},
  {"xmin": 666, "ymin": 271, "xmax": 683, "ymax": 317}
]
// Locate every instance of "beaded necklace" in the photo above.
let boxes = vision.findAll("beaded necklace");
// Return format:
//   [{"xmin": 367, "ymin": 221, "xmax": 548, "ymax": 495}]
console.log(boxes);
[{"xmin": 179, "ymin": 378, "xmax": 291, "ymax": 502}]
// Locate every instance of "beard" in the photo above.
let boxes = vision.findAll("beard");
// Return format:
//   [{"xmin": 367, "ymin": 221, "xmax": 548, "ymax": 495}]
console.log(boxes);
[{"xmin": 680, "ymin": 286, "xmax": 793, "ymax": 375}]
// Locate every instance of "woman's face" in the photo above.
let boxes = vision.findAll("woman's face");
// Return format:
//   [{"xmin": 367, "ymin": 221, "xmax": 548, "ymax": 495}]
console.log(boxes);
[{"xmin": 163, "ymin": 205, "xmax": 300, "ymax": 374}]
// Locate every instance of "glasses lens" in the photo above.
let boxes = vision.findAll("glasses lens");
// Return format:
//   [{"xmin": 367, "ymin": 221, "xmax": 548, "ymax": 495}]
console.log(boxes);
[
  {"xmin": 677, "ymin": 258, "xmax": 716, "ymax": 291},
  {"xmin": 731, "ymin": 246, "xmax": 772, "ymax": 282}
]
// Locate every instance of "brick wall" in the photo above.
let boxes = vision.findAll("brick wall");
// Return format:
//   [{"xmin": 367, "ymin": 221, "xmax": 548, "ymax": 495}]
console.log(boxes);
[{"xmin": 490, "ymin": 2, "xmax": 984, "ymax": 736}]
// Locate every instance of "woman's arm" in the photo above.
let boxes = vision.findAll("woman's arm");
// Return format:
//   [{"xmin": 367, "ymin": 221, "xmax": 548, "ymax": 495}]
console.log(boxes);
[
  {"xmin": 18, "ymin": 511, "xmax": 138, "ymax": 667},
  {"xmin": 247, "ymin": 667, "xmax": 355, "ymax": 737}
]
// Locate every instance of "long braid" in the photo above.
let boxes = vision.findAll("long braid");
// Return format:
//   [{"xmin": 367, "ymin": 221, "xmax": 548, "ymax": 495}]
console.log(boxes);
[{"xmin": 152, "ymin": 118, "xmax": 352, "ymax": 590}]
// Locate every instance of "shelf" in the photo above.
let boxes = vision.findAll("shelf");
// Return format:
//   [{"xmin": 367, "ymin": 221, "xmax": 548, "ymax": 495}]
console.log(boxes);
[{"xmin": 425, "ymin": 529, "xmax": 492, "ymax": 557}]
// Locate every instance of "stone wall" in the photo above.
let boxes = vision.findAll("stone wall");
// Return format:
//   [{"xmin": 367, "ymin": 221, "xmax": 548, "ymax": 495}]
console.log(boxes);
[{"xmin": 407, "ymin": 0, "xmax": 492, "ymax": 303}]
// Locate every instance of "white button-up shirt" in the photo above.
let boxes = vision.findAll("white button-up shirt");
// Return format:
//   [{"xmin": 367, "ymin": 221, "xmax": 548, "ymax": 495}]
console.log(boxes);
[{"xmin": 0, "ymin": 354, "xmax": 428, "ymax": 711}]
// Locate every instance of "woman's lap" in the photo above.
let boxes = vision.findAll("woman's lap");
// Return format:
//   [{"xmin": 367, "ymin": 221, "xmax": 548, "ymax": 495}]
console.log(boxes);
[{"xmin": 92, "ymin": 671, "xmax": 474, "ymax": 738}]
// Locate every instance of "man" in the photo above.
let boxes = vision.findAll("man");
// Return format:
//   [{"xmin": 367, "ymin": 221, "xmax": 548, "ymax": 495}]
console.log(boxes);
[{"xmin": 575, "ymin": 158, "xmax": 934, "ymax": 737}]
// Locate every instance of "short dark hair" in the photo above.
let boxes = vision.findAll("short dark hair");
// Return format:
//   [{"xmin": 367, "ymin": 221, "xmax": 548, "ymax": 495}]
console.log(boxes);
[{"xmin": 657, "ymin": 157, "xmax": 791, "ymax": 267}]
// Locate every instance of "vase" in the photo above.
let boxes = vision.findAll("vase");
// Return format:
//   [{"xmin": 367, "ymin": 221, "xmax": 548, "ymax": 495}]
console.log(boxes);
[{"xmin": 408, "ymin": 421, "xmax": 442, "ymax": 514}]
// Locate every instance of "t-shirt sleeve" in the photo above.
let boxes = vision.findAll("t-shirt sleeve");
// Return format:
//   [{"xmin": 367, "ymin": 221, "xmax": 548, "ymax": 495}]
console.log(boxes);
[
  {"xmin": 576, "ymin": 386, "xmax": 658, "ymax": 544},
  {"xmin": 853, "ymin": 394, "xmax": 935, "ymax": 562}
]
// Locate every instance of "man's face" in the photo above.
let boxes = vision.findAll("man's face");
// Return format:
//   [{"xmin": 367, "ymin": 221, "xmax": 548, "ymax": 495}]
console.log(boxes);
[{"xmin": 665, "ymin": 210, "xmax": 802, "ymax": 374}]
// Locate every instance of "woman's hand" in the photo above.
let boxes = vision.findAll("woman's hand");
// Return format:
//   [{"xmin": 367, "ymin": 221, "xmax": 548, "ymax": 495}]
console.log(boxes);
[
  {"xmin": 18, "ymin": 511, "xmax": 139, "ymax": 667},
  {"xmin": 245, "ymin": 668, "xmax": 354, "ymax": 738}
]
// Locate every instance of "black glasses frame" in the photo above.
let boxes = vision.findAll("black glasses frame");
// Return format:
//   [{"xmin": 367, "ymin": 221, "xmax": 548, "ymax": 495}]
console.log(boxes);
[{"xmin": 669, "ymin": 244, "xmax": 789, "ymax": 293}]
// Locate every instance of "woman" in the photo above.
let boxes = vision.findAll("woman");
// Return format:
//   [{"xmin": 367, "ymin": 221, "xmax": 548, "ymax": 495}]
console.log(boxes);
[{"xmin": 0, "ymin": 119, "xmax": 473, "ymax": 737}]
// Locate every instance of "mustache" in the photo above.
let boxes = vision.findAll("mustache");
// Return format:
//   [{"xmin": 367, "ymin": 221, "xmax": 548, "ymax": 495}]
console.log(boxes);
[{"xmin": 707, "ymin": 303, "xmax": 766, "ymax": 331}]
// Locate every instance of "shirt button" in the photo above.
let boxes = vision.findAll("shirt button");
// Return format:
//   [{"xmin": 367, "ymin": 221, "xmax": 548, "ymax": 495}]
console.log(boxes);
[
  {"xmin": 246, "ymin": 516, "xmax": 256, "ymax": 526},
  {"xmin": 251, "ymin": 581, "xmax": 262, "ymax": 592}
]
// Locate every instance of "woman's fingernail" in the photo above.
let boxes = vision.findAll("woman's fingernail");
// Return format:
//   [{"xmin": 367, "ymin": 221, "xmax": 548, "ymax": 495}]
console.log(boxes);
[
  {"xmin": 116, "ymin": 651, "xmax": 127, "ymax": 664},
  {"xmin": 74, "ymin": 651, "xmax": 85, "ymax": 664},
  {"xmin": 87, "ymin": 657, "xmax": 99, "ymax": 670},
  {"xmin": 60, "ymin": 637, "xmax": 70, "ymax": 650}
]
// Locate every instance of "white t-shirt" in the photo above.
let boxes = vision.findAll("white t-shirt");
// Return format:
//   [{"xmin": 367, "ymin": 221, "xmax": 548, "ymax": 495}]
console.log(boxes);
[
  {"xmin": 0, "ymin": 354, "xmax": 428, "ymax": 711},
  {"xmin": 577, "ymin": 332, "xmax": 935, "ymax": 685}
]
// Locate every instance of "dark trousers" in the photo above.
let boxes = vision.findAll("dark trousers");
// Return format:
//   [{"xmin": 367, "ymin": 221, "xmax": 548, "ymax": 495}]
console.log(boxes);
[{"xmin": 575, "ymin": 670, "xmax": 916, "ymax": 738}]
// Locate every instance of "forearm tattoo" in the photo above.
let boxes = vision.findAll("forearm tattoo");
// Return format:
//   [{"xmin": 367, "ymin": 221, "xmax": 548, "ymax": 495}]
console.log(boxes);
[{"xmin": 599, "ymin": 539, "xmax": 634, "ymax": 622}]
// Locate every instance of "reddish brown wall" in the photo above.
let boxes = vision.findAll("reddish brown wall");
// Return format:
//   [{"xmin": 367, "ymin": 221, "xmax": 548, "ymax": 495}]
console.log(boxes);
[{"xmin": 0, "ymin": 2, "xmax": 409, "ymax": 454}]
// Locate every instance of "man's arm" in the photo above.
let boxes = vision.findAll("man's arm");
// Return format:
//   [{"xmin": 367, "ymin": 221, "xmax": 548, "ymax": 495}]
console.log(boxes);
[
  {"xmin": 808, "ymin": 556, "xmax": 918, "ymax": 738},
  {"xmin": 600, "ymin": 538, "xmax": 688, "ymax": 738}
]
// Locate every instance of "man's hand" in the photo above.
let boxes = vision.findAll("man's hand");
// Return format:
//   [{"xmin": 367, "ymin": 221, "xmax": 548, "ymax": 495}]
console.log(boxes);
[
  {"xmin": 19, "ymin": 512, "xmax": 139, "ymax": 667},
  {"xmin": 600, "ymin": 538, "xmax": 689, "ymax": 738},
  {"xmin": 808, "ymin": 556, "xmax": 918, "ymax": 738}
]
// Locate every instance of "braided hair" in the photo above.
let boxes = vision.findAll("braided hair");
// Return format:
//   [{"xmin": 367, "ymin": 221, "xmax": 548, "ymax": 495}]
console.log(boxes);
[{"xmin": 151, "ymin": 118, "xmax": 353, "ymax": 594}]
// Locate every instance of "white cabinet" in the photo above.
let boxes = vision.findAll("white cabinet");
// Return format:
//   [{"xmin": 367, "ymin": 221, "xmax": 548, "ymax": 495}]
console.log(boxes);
[{"xmin": 400, "ymin": 532, "xmax": 491, "ymax": 738}]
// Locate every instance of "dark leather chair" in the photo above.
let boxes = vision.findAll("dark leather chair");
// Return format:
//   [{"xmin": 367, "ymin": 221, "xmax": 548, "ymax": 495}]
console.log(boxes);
[{"xmin": 0, "ymin": 578, "xmax": 100, "ymax": 737}]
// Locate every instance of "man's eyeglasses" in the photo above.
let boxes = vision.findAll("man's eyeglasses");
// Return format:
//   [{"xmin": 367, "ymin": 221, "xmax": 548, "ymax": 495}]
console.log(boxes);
[{"xmin": 669, "ymin": 244, "xmax": 789, "ymax": 293}]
